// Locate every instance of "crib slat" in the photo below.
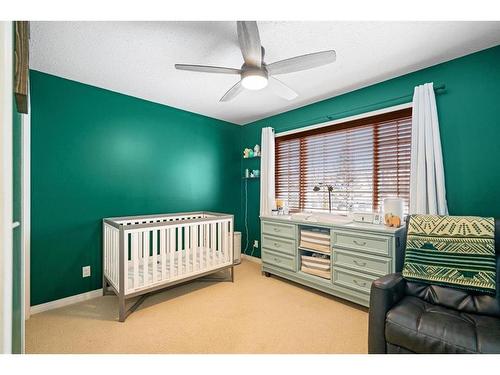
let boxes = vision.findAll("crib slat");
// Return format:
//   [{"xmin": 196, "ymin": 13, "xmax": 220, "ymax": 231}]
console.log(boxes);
[
  {"xmin": 226, "ymin": 220, "xmax": 230, "ymax": 263},
  {"xmin": 184, "ymin": 226, "xmax": 188, "ymax": 274},
  {"xmin": 108, "ymin": 228, "xmax": 112, "ymax": 282},
  {"xmin": 217, "ymin": 221, "xmax": 222, "ymax": 265},
  {"xmin": 123, "ymin": 232, "xmax": 129, "ymax": 293},
  {"xmin": 169, "ymin": 227, "xmax": 175, "ymax": 278},
  {"xmin": 116, "ymin": 229, "xmax": 120, "ymax": 285},
  {"xmin": 186, "ymin": 225, "xmax": 194, "ymax": 273},
  {"xmin": 143, "ymin": 231, "xmax": 150, "ymax": 286},
  {"xmin": 211, "ymin": 222, "xmax": 216, "ymax": 267},
  {"xmin": 108, "ymin": 226, "xmax": 111, "ymax": 278},
  {"xmin": 205, "ymin": 223, "xmax": 209, "ymax": 269},
  {"xmin": 177, "ymin": 228, "xmax": 182, "ymax": 276},
  {"xmin": 107, "ymin": 226, "xmax": 110, "ymax": 278},
  {"xmin": 222, "ymin": 221, "xmax": 227, "ymax": 263},
  {"xmin": 113, "ymin": 228, "xmax": 116, "ymax": 280},
  {"xmin": 111, "ymin": 229, "xmax": 116, "ymax": 285},
  {"xmin": 160, "ymin": 228, "xmax": 166, "ymax": 281},
  {"xmin": 138, "ymin": 232, "xmax": 143, "ymax": 286},
  {"xmin": 108, "ymin": 227, "xmax": 112, "ymax": 278},
  {"xmin": 229, "ymin": 220, "xmax": 233, "ymax": 264},
  {"xmin": 132, "ymin": 232, "xmax": 139, "ymax": 289},
  {"xmin": 104, "ymin": 226, "xmax": 107, "ymax": 277},
  {"xmin": 104, "ymin": 226, "xmax": 108, "ymax": 278},
  {"xmin": 152, "ymin": 229, "xmax": 158, "ymax": 283},
  {"xmin": 109, "ymin": 229, "xmax": 117, "ymax": 284},
  {"xmin": 201, "ymin": 223, "xmax": 205, "ymax": 270},
  {"xmin": 193, "ymin": 225, "xmax": 198, "ymax": 271}
]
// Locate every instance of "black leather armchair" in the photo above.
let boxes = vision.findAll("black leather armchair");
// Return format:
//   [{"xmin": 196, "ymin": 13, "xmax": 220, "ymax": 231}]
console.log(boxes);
[{"xmin": 368, "ymin": 220, "xmax": 500, "ymax": 354}]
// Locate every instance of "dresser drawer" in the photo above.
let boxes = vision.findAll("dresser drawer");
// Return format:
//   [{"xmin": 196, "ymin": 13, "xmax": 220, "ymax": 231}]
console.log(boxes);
[
  {"xmin": 333, "ymin": 267, "xmax": 377, "ymax": 294},
  {"xmin": 262, "ymin": 221, "xmax": 296, "ymax": 239},
  {"xmin": 332, "ymin": 230, "xmax": 392, "ymax": 256},
  {"xmin": 333, "ymin": 249, "xmax": 392, "ymax": 277},
  {"xmin": 262, "ymin": 249, "xmax": 295, "ymax": 271},
  {"xmin": 262, "ymin": 234, "xmax": 296, "ymax": 256}
]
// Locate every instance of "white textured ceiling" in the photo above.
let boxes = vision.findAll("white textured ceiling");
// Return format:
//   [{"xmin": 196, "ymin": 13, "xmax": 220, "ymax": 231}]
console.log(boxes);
[{"xmin": 30, "ymin": 21, "xmax": 500, "ymax": 125}]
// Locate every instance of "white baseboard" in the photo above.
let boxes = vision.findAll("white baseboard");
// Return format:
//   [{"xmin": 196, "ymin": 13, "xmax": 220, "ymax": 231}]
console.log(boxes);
[
  {"xmin": 31, "ymin": 257, "xmax": 262, "ymax": 315},
  {"xmin": 241, "ymin": 254, "xmax": 262, "ymax": 264},
  {"xmin": 30, "ymin": 288, "xmax": 103, "ymax": 315}
]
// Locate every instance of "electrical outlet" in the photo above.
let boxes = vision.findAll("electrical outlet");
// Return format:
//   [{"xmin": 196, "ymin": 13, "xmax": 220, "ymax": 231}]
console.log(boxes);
[
  {"xmin": 82, "ymin": 266, "xmax": 91, "ymax": 278},
  {"xmin": 253, "ymin": 240, "xmax": 259, "ymax": 248}
]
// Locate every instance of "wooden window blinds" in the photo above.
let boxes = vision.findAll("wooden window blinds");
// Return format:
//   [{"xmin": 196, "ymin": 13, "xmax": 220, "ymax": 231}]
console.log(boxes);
[{"xmin": 275, "ymin": 108, "xmax": 412, "ymax": 214}]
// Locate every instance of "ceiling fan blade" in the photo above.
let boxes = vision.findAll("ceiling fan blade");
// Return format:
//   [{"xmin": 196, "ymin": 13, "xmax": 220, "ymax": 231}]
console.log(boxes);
[
  {"xmin": 175, "ymin": 64, "xmax": 241, "ymax": 75},
  {"xmin": 267, "ymin": 50, "xmax": 336, "ymax": 75},
  {"xmin": 220, "ymin": 81, "xmax": 244, "ymax": 102},
  {"xmin": 269, "ymin": 77, "xmax": 298, "ymax": 101},
  {"xmin": 236, "ymin": 21, "xmax": 262, "ymax": 68}
]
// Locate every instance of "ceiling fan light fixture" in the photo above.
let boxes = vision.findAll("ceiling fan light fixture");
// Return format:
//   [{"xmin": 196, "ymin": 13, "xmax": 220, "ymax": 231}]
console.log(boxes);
[
  {"xmin": 174, "ymin": 22, "xmax": 336, "ymax": 101},
  {"xmin": 241, "ymin": 69, "xmax": 268, "ymax": 90}
]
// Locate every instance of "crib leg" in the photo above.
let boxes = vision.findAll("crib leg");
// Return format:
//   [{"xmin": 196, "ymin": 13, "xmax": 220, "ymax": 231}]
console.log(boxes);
[
  {"xmin": 119, "ymin": 295, "xmax": 126, "ymax": 322},
  {"xmin": 102, "ymin": 277, "xmax": 114, "ymax": 296},
  {"xmin": 102, "ymin": 276, "xmax": 108, "ymax": 296}
]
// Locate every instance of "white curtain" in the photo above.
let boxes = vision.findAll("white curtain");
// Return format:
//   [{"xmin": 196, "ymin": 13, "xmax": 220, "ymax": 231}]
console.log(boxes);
[
  {"xmin": 409, "ymin": 82, "xmax": 448, "ymax": 215},
  {"xmin": 260, "ymin": 127, "xmax": 276, "ymax": 216}
]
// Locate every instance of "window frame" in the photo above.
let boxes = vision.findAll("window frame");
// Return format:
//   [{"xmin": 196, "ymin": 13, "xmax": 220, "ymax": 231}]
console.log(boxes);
[{"xmin": 275, "ymin": 106, "xmax": 412, "ymax": 214}]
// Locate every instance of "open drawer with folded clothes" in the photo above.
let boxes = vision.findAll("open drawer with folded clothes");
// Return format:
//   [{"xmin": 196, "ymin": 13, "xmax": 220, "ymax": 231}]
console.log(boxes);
[
  {"xmin": 300, "ymin": 251, "xmax": 331, "ymax": 280},
  {"xmin": 299, "ymin": 227, "xmax": 331, "ymax": 254}
]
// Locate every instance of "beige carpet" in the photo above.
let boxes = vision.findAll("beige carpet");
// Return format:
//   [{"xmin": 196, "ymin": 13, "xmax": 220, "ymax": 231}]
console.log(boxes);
[{"xmin": 26, "ymin": 259, "xmax": 368, "ymax": 353}]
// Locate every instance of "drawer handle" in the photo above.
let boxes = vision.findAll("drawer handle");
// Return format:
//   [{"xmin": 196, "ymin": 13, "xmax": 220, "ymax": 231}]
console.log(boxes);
[
  {"xmin": 353, "ymin": 260, "xmax": 367, "ymax": 267},
  {"xmin": 273, "ymin": 227, "xmax": 281, "ymax": 232},
  {"xmin": 353, "ymin": 279, "xmax": 367, "ymax": 287},
  {"xmin": 274, "ymin": 257, "xmax": 281, "ymax": 263},
  {"xmin": 274, "ymin": 242, "xmax": 281, "ymax": 247},
  {"xmin": 353, "ymin": 240, "xmax": 367, "ymax": 246}
]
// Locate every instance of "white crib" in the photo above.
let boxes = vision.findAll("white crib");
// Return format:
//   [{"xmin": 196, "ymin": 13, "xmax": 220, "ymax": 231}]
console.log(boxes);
[{"xmin": 103, "ymin": 211, "xmax": 234, "ymax": 321}]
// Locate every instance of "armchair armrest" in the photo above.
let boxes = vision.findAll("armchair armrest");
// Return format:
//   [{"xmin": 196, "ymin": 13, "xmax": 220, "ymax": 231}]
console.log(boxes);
[{"xmin": 368, "ymin": 273, "xmax": 407, "ymax": 354}]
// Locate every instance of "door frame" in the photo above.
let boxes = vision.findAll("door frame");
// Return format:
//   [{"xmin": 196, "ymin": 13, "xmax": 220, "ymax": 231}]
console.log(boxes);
[
  {"xmin": 0, "ymin": 20, "xmax": 14, "ymax": 354},
  {"xmin": 22, "ymin": 98, "xmax": 30, "ymax": 326}
]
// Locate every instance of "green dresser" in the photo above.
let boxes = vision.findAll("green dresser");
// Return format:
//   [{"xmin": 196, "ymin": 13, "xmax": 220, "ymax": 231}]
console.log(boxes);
[{"xmin": 260, "ymin": 216, "xmax": 405, "ymax": 307}]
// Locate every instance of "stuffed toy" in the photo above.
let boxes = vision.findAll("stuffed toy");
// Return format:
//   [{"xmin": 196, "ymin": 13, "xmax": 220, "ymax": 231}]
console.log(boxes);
[{"xmin": 384, "ymin": 213, "xmax": 401, "ymax": 227}]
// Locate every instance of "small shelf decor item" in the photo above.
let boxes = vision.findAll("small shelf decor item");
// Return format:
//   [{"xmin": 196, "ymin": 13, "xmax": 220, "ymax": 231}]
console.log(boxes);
[
  {"xmin": 274, "ymin": 199, "xmax": 285, "ymax": 215},
  {"xmin": 243, "ymin": 147, "xmax": 254, "ymax": 158},
  {"xmin": 243, "ymin": 145, "xmax": 261, "ymax": 158},
  {"xmin": 253, "ymin": 144, "xmax": 261, "ymax": 157},
  {"xmin": 243, "ymin": 168, "xmax": 260, "ymax": 179}
]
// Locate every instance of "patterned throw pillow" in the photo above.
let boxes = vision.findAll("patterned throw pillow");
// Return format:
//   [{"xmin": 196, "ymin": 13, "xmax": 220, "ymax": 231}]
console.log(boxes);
[{"xmin": 402, "ymin": 215, "xmax": 496, "ymax": 294}]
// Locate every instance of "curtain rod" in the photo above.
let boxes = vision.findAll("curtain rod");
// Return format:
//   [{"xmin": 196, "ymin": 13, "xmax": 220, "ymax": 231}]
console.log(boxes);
[{"xmin": 274, "ymin": 83, "xmax": 446, "ymax": 132}]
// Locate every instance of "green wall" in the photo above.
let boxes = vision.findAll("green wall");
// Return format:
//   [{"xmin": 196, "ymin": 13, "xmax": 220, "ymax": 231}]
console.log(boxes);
[
  {"xmin": 240, "ymin": 45, "xmax": 500, "ymax": 258},
  {"xmin": 30, "ymin": 70, "xmax": 241, "ymax": 305},
  {"xmin": 31, "ymin": 45, "xmax": 500, "ymax": 304}
]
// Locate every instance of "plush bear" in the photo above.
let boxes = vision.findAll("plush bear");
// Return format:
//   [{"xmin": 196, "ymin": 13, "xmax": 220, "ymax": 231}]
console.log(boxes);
[{"xmin": 384, "ymin": 213, "xmax": 401, "ymax": 227}]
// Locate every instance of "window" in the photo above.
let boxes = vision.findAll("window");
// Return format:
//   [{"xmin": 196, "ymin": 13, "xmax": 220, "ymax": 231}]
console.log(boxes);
[{"xmin": 275, "ymin": 108, "xmax": 412, "ymax": 214}]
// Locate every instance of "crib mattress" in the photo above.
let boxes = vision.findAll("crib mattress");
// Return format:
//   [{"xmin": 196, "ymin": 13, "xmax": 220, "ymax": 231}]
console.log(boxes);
[{"xmin": 125, "ymin": 247, "xmax": 229, "ymax": 292}]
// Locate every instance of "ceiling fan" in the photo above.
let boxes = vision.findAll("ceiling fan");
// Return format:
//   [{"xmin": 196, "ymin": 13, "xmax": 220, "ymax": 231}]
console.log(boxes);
[{"xmin": 174, "ymin": 21, "xmax": 336, "ymax": 102}]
